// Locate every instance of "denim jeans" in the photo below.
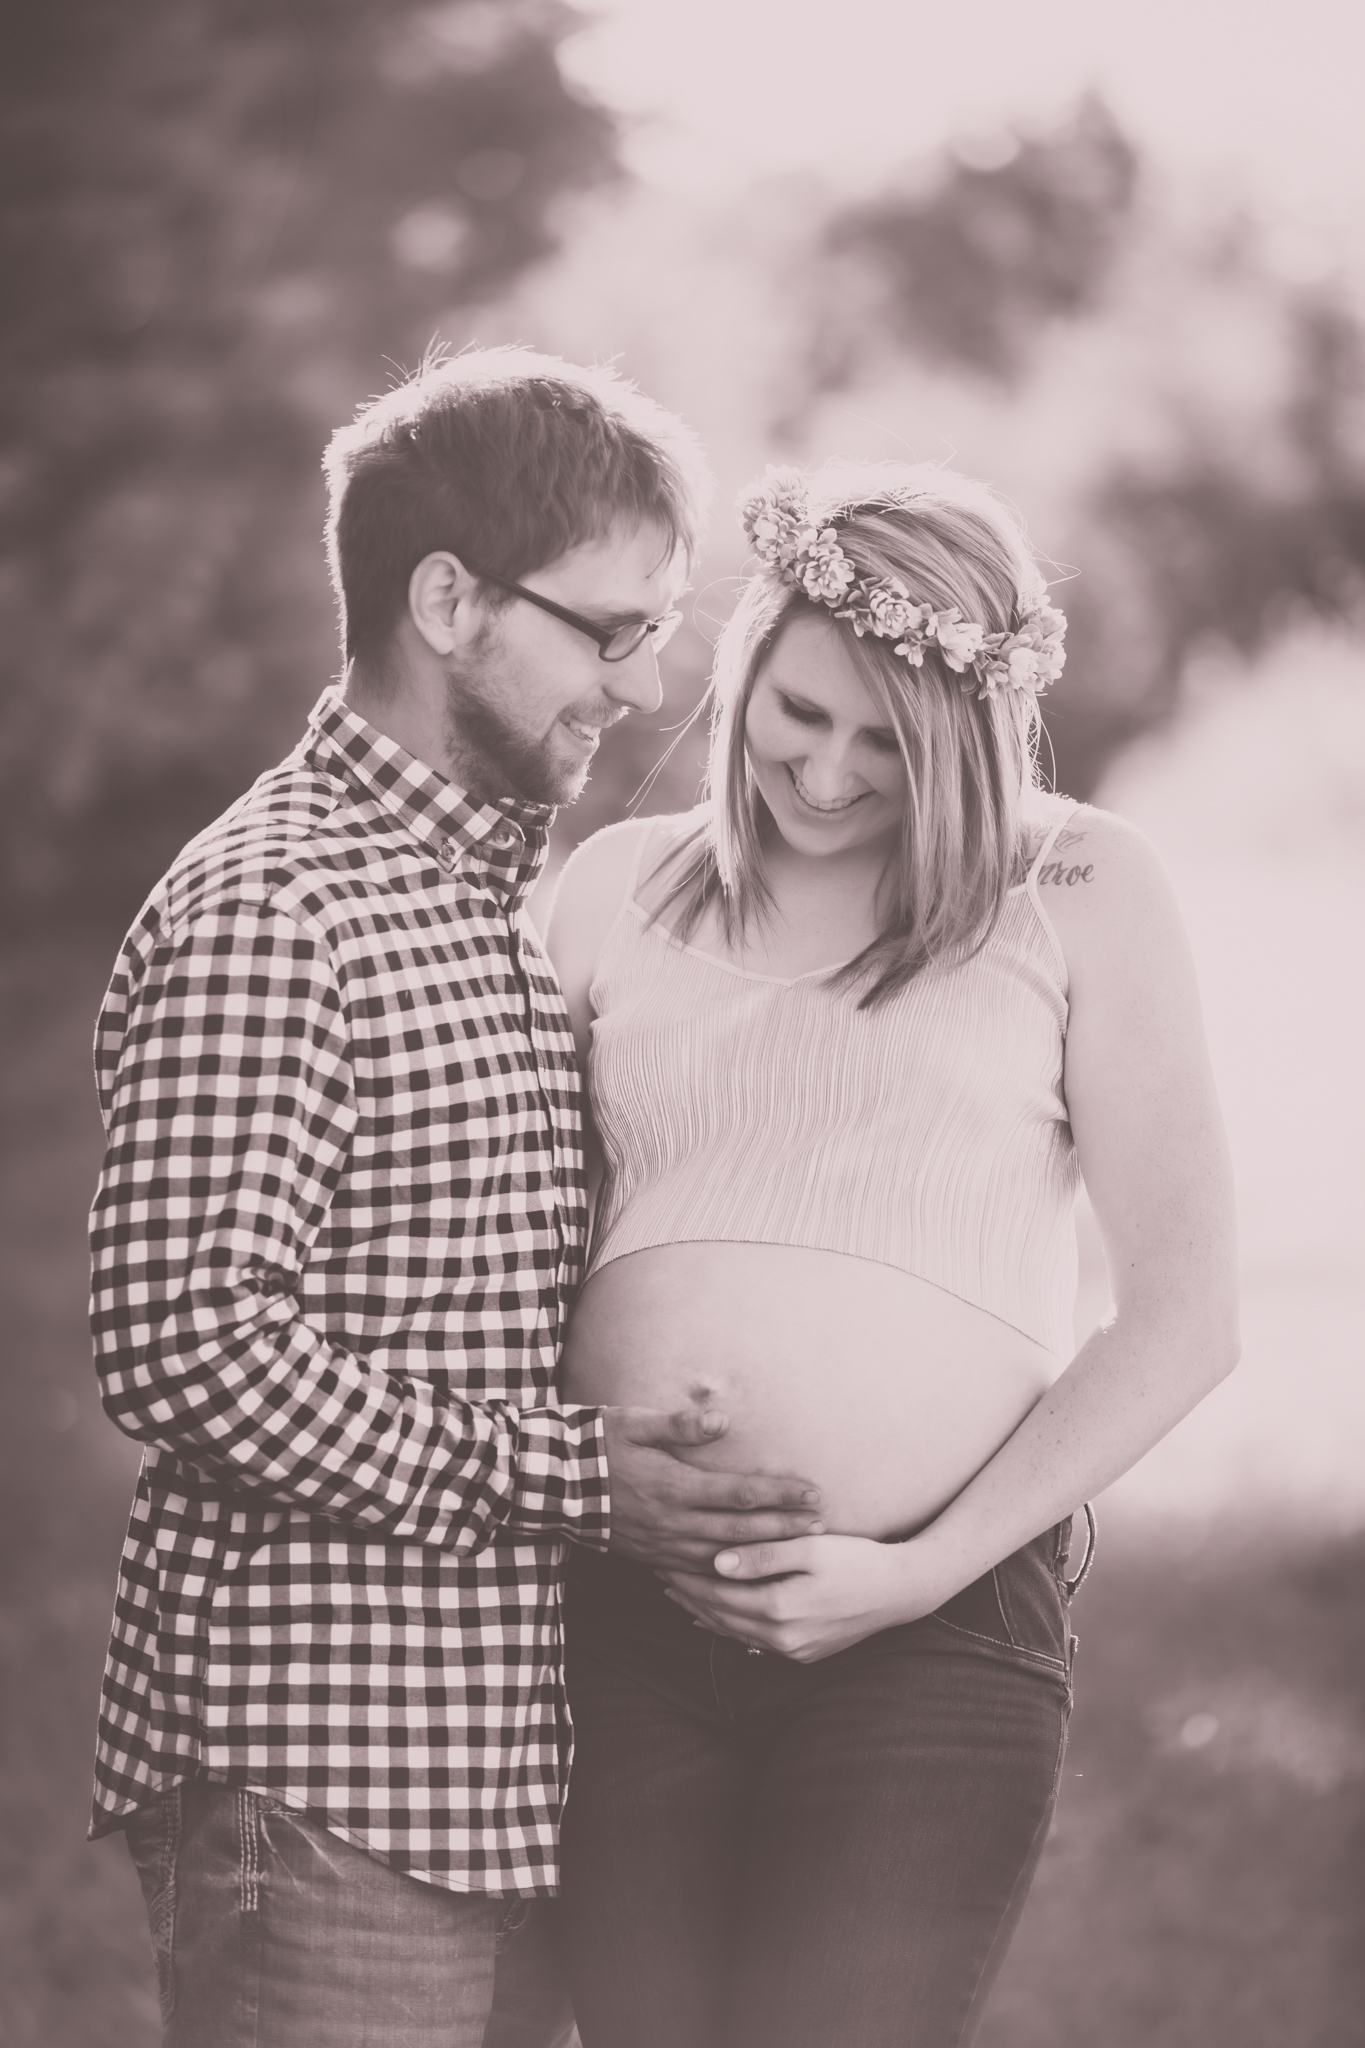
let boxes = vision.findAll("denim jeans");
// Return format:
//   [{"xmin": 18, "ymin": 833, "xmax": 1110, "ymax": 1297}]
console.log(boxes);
[
  {"xmin": 559, "ymin": 1522, "xmax": 1086, "ymax": 2048},
  {"xmin": 123, "ymin": 1780, "xmax": 579, "ymax": 2048}
]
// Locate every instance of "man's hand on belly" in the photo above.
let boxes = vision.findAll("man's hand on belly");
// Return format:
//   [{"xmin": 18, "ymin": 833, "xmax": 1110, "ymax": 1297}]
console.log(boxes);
[{"xmin": 601, "ymin": 1406, "xmax": 824, "ymax": 1571}]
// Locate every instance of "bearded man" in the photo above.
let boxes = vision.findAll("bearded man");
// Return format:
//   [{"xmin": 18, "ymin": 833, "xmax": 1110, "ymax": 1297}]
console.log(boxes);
[{"xmin": 88, "ymin": 350, "xmax": 822, "ymax": 2047}]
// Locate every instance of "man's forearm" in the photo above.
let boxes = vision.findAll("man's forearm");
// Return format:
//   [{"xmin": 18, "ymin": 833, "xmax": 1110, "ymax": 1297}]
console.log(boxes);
[{"xmin": 96, "ymin": 1279, "xmax": 610, "ymax": 1553}]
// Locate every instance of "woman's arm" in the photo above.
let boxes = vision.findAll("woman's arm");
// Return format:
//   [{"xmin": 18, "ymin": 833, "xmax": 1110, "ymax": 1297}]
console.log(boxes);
[{"xmin": 663, "ymin": 808, "xmax": 1241, "ymax": 1658}]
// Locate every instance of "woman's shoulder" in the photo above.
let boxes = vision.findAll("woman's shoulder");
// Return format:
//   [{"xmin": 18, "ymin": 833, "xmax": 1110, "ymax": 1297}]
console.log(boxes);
[
  {"xmin": 1023, "ymin": 798, "xmax": 1167, "ymax": 894},
  {"xmin": 558, "ymin": 807, "xmax": 705, "ymax": 906},
  {"xmin": 1023, "ymin": 798, "xmax": 1187, "ymax": 992},
  {"xmin": 545, "ymin": 808, "xmax": 706, "ymax": 985}
]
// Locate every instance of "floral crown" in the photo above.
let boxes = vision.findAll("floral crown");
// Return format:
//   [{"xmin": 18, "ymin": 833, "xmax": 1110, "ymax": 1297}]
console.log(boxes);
[{"xmin": 738, "ymin": 466, "xmax": 1066, "ymax": 701}]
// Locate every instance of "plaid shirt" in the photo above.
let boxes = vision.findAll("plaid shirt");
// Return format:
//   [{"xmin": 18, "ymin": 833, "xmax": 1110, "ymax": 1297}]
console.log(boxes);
[{"xmin": 88, "ymin": 690, "xmax": 609, "ymax": 1896}]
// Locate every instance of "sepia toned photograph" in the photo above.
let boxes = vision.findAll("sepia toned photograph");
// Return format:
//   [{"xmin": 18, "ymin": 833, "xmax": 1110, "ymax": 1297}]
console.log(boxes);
[{"xmin": 2, "ymin": 2, "xmax": 1362, "ymax": 2043}]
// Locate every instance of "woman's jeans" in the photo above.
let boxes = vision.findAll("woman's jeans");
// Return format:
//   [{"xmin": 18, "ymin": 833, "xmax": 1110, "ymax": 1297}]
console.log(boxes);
[
  {"xmin": 123, "ymin": 1779, "xmax": 578, "ymax": 2048},
  {"xmin": 560, "ymin": 1522, "xmax": 1086, "ymax": 2048}
]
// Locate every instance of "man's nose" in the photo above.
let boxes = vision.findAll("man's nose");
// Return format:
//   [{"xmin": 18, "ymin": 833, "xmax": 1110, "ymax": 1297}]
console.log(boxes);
[{"xmin": 604, "ymin": 641, "xmax": 663, "ymax": 716}]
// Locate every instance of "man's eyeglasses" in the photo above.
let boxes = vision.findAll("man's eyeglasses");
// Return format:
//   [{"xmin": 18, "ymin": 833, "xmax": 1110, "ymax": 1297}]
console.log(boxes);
[{"xmin": 470, "ymin": 568, "xmax": 683, "ymax": 664}]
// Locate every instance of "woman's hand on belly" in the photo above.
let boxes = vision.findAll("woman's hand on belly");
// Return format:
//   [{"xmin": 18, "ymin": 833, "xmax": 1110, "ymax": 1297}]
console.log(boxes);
[{"xmin": 659, "ymin": 1531, "xmax": 956, "ymax": 1664}]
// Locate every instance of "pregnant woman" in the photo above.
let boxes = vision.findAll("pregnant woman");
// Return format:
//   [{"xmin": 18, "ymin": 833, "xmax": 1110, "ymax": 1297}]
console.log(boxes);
[{"xmin": 546, "ymin": 462, "xmax": 1239, "ymax": 2048}]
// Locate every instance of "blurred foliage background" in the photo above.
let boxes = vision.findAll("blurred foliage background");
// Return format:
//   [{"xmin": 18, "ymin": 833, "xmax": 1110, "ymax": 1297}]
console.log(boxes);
[
  {"xmin": 1, "ymin": 0, "xmax": 618, "ymax": 911},
  {"xmin": 1, "ymin": 3, "xmax": 1362, "ymax": 2043},
  {"xmin": 5, "ymin": 4, "xmax": 1365, "ymax": 916}
]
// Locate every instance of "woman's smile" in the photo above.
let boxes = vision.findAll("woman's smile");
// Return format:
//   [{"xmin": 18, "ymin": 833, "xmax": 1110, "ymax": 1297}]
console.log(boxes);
[{"xmin": 786, "ymin": 765, "xmax": 870, "ymax": 815}]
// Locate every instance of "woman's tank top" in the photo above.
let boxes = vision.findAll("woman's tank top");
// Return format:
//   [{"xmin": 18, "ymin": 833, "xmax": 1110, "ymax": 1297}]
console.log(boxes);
[{"xmin": 586, "ymin": 803, "xmax": 1082, "ymax": 1360}]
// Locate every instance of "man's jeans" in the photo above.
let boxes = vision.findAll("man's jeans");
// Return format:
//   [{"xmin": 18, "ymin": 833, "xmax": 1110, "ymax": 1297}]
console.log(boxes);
[
  {"xmin": 124, "ymin": 1781, "xmax": 578, "ymax": 2048},
  {"xmin": 560, "ymin": 1524, "xmax": 1087, "ymax": 2048}
]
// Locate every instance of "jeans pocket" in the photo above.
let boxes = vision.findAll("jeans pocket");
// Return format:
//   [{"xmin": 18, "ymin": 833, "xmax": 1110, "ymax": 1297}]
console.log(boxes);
[
  {"xmin": 934, "ymin": 1533, "xmax": 1071, "ymax": 1675},
  {"xmin": 124, "ymin": 1790, "xmax": 181, "ymax": 2026},
  {"xmin": 993, "ymin": 1533, "xmax": 1071, "ymax": 1671},
  {"xmin": 934, "ymin": 1566, "xmax": 1017, "ymax": 1651}
]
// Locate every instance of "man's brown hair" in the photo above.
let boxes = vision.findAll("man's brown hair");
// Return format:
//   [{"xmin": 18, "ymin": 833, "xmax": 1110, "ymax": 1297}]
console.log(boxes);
[{"xmin": 323, "ymin": 346, "xmax": 710, "ymax": 663}]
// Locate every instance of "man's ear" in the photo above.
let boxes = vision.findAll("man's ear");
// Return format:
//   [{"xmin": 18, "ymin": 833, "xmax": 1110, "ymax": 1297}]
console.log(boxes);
[{"xmin": 408, "ymin": 551, "xmax": 479, "ymax": 656}]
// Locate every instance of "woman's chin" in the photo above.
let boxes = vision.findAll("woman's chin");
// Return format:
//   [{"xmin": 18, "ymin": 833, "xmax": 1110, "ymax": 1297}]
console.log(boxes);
[{"xmin": 770, "ymin": 799, "xmax": 894, "ymax": 860}]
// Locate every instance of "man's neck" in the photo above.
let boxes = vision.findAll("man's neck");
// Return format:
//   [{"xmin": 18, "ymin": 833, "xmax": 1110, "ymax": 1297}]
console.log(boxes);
[{"xmin": 343, "ymin": 656, "xmax": 457, "ymax": 789}]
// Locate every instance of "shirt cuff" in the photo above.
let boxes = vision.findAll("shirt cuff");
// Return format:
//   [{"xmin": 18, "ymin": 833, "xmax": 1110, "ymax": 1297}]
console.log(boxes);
[{"xmin": 508, "ymin": 1403, "xmax": 611, "ymax": 1549}]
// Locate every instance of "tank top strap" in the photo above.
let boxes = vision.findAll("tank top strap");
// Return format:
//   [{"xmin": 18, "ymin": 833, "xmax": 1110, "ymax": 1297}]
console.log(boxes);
[
  {"xmin": 623, "ymin": 815, "xmax": 661, "ymax": 908},
  {"xmin": 590, "ymin": 818, "xmax": 679, "ymax": 1004},
  {"xmin": 1021, "ymin": 799, "xmax": 1082, "ymax": 991},
  {"xmin": 628, "ymin": 811, "xmax": 712, "ymax": 916},
  {"xmin": 1024, "ymin": 798, "xmax": 1082, "ymax": 886}
]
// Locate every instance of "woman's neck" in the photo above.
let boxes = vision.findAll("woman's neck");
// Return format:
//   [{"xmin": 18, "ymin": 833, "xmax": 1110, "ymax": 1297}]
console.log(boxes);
[
  {"xmin": 761, "ymin": 824, "xmax": 893, "ymax": 901},
  {"xmin": 718, "ymin": 824, "xmax": 895, "ymax": 978}
]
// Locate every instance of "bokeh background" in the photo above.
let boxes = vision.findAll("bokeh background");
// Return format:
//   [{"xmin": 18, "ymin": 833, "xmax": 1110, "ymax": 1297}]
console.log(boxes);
[{"xmin": 3, "ymin": 3, "xmax": 1363, "ymax": 2041}]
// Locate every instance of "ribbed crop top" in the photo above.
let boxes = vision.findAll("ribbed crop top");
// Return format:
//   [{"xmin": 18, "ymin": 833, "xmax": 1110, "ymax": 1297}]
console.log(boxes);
[{"xmin": 585, "ymin": 803, "xmax": 1082, "ymax": 1360}]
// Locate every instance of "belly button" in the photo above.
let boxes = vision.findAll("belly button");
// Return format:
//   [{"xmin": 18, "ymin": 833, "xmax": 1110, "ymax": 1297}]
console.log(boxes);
[{"xmin": 688, "ymin": 1382, "xmax": 721, "ymax": 1407}]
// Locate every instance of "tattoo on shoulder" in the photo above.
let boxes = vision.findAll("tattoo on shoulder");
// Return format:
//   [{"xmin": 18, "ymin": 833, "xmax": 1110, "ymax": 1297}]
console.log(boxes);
[
  {"xmin": 1033, "ymin": 814, "xmax": 1096, "ymax": 889},
  {"xmin": 1037, "ymin": 855, "xmax": 1095, "ymax": 888}
]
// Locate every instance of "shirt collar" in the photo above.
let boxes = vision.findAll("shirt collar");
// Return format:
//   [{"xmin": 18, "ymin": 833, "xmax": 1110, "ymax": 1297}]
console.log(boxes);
[{"xmin": 304, "ymin": 688, "xmax": 553, "ymax": 903}]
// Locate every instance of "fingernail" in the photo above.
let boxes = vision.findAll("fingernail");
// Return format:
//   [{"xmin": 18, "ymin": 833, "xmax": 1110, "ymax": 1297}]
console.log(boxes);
[
  {"xmin": 715, "ymin": 1551, "xmax": 739, "ymax": 1574},
  {"xmin": 801, "ymin": 1489, "xmax": 821, "ymax": 1506},
  {"xmin": 700, "ymin": 1409, "xmax": 726, "ymax": 1434},
  {"xmin": 808, "ymin": 1522, "xmax": 825, "ymax": 1535}
]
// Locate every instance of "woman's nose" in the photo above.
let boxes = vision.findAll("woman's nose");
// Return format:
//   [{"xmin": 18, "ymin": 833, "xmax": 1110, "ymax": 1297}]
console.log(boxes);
[{"xmin": 796, "ymin": 737, "xmax": 859, "ymax": 799}]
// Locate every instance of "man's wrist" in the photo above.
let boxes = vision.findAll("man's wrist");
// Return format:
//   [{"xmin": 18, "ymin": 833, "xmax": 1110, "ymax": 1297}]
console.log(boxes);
[
  {"xmin": 507, "ymin": 1403, "xmax": 611, "ymax": 1548},
  {"xmin": 580, "ymin": 1404, "xmax": 612, "ymax": 1549}
]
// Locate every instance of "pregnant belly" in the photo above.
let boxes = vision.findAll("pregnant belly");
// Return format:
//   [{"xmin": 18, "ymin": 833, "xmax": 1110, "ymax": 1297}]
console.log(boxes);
[{"xmin": 560, "ymin": 1242, "xmax": 1063, "ymax": 1540}]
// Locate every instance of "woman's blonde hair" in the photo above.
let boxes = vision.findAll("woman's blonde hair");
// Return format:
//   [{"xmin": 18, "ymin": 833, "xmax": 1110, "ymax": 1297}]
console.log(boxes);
[{"xmin": 659, "ymin": 462, "xmax": 1051, "ymax": 1008}]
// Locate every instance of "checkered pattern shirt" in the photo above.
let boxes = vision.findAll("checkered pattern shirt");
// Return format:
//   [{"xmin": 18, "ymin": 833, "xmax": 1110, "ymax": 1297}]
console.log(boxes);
[{"xmin": 88, "ymin": 689, "xmax": 609, "ymax": 1896}]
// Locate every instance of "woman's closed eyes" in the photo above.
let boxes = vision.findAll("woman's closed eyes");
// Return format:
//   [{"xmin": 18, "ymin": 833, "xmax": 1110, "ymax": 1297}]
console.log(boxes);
[{"xmin": 777, "ymin": 691, "xmax": 899, "ymax": 754}]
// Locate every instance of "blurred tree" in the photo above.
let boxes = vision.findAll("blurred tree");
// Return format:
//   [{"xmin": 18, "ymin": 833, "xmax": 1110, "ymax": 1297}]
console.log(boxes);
[
  {"xmin": 811, "ymin": 97, "xmax": 1139, "ymax": 391},
  {"xmin": 1048, "ymin": 288, "xmax": 1365, "ymax": 790},
  {"xmin": 787, "ymin": 104, "xmax": 1365, "ymax": 796},
  {"xmin": 0, "ymin": 0, "xmax": 620, "ymax": 921}
]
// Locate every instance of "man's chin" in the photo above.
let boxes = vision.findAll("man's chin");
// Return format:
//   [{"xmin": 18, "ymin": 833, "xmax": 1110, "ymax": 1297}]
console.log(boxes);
[
  {"xmin": 531, "ymin": 734, "xmax": 596, "ymax": 807},
  {"xmin": 499, "ymin": 746, "xmax": 589, "ymax": 808},
  {"xmin": 550, "ymin": 762, "xmax": 593, "ymax": 806},
  {"xmin": 509, "ymin": 763, "xmax": 591, "ymax": 810},
  {"xmin": 466, "ymin": 735, "xmax": 587, "ymax": 810}
]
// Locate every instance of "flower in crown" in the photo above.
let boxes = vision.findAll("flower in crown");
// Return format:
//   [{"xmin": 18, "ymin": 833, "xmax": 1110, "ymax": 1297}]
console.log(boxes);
[
  {"xmin": 738, "ymin": 465, "xmax": 1066, "ymax": 701},
  {"xmin": 740, "ymin": 466, "xmax": 811, "ymax": 573},
  {"xmin": 836, "ymin": 578, "xmax": 928, "ymax": 647},
  {"xmin": 973, "ymin": 603, "xmax": 1067, "ymax": 699},
  {"xmin": 932, "ymin": 610, "xmax": 988, "ymax": 672},
  {"xmin": 799, "ymin": 529, "xmax": 858, "ymax": 605}
]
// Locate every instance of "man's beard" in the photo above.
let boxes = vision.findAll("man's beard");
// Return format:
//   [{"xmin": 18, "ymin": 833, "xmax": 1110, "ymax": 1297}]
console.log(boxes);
[{"xmin": 441, "ymin": 638, "xmax": 588, "ymax": 808}]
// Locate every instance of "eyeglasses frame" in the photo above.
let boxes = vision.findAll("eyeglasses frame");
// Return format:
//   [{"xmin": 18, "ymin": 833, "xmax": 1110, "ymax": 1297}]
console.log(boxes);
[{"xmin": 467, "ymin": 567, "xmax": 683, "ymax": 664}]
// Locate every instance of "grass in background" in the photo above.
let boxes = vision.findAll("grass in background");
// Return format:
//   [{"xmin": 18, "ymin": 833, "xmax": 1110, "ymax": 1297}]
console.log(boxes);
[{"xmin": 3, "ymin": 935, "xmax": 1361, "ymax": 2047}]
